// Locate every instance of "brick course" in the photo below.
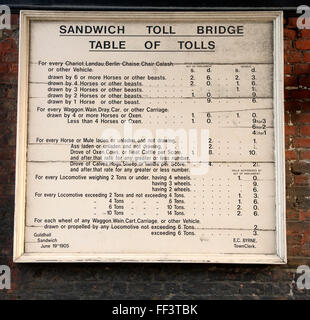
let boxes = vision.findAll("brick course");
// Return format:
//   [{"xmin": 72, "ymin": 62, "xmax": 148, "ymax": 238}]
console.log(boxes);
[{"xmin": 0, "ymin": 14, "xmax": 310, "ymax": 300}]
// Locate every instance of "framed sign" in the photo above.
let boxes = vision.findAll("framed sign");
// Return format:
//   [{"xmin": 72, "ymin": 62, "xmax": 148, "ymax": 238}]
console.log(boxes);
[{"xmin": 14, "ymin": 10, "xmax": 286, "ymax": 263}]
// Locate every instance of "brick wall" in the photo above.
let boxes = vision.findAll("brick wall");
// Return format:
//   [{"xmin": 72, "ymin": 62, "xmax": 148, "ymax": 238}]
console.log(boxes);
[
  {"xmin": 0, "ymin": 14, "xmax": 309, "ymax": 300},
  {"xmin": 285, "ymin": 17, "xmax": 310, "ymax": 265}
]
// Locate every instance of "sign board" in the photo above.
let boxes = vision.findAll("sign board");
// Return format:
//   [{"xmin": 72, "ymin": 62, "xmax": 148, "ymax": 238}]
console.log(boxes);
[{"xmin": 14, "ymin": 11, "xmax": 286, "ymax": 263}]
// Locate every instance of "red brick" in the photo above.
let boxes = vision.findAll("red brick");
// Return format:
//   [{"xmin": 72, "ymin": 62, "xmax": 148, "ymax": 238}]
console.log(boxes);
[
  {"xmin": 288, "ymin": 89, "xmax": 310, "ymax": 99},
  {"xmin": 0, "ymin": 184, "xmax": 15, "ymax": 196},
  {"xmin": 0, "ymin": 64, "xmax": 8, "ymax": 73},
  {"xmin": 6, "ymin": 87, "xmax": 17, "ymax": 99},
  {"xmin": 5, "ymin": 110, "xmax": 16, "ymax": 122},
  {"xmin": 287, "ymin": 222, "xmax": 304, "ymax": 255},
  {"xmin": 301, "ymin": 29, "xmax": 310, "ymax": 38},
  {"xmin": 301, "ymin": 229, "xmax": 310, "ymax": 246},
  {"xmin": 286, "ymin": 150, "xmax": 298, "ymax": 160},
  {"xmin": 295, "ymin": 39, "xmax": 310, "ymax": 50},
  {"xmin": 284, "ymin": 64, "xmax": 293, "ymax": 74},
  {"xmin": 284, "ymin": 28, "xmax": 297, "ymax": 39},
  {"xmin": 2, "ymin": 52, "xmax": 18, "ymax": 63},
  {"xmin": 285, "ymin": 101, "xmax": 301, "ymax": 112},
  {"xmin": 299, "ymin": 210, "xmax": 310, "ymax": 221},
  {"xmin": 0, "ymin": 147, "xmax": 15, "ymax": 160},
  {"xmin": 290, "ymin": 113, "xmax": 299, "ymax": 124},
  {"xmin": 301, "ymin": 102, "xmax": 310, "ymax": 112},
  {"xmin": 298, "ymin": 114, "xmax": 310, "ymax": 124},
  {"xmin": 287, "ymin": 209, "xmax": 299, "ymax": 220},
  {"xmin": 0, "ymin": 73, "xmax": 17, "ymax": 84},
  {"xmin": 10, "ymin": 14, "xmax": 19, "ymax": 26},
  {"xmin": 285, "ymin": 125, "xmax": 297, "ymax": 135},
  {"xmin": 284, "ymin": 75, "xmax": 298, "ymax": 87},
  {"xmin": 299, "ymin": 77, "xmax": 310, "ymax": 88},
  {"xmin": 284, "ymin": 40, "xmax": 294, "ymax": 51},
  {"xmin": 294, "ymin": 138, "xmax": 310, "ymax": 148},
  {"xmin": 288, "ymin": 17, "xmax": 299, "ymax": 28},
  {"xmin": 294, "ymin": 175, "xmax": 309, "ymax": 185},
  {"xmin": 304, "ymin": 51, "xmax": 310, "ymax": 62},
  {"xmin": 300, "ymin": 150, "xmax": 310, "ymax": 160},
  {"xmin": 300, "ymin": 126, "xmax": 310, "ymax": 135},
  {"xmin": 0, "ymin": 41, "xmax": 13, "ymax": 53},
  {"xmin": 285, "ymin": 136, "xmax": 290, "ymax": 148},
  {"xmin": 2, "ymin": 29, "xmax": 13, "ymax": 37},
  {"xmin": 284, "ymin": 112, "xmax": 290, "ymax": 124},
  {"xmin": 295, "ymin": 64, "xmax": 310, "ymax": 74},
  {"xmin": 284, "ymin": 90, "xmax": 290, "ymax": 99},
  {"xmin": 285, "ymin": 50, "xmax": 304, "ymax": 63},
  {"xmin": 8, "ymin": 63, "xmax": 18, "ymax": 74}
]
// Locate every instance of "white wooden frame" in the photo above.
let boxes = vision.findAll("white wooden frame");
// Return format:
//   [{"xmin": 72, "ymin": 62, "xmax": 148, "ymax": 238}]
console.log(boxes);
[{"xmin": 14, "ymin": 10, "xmax": 286, "ymax": 263}]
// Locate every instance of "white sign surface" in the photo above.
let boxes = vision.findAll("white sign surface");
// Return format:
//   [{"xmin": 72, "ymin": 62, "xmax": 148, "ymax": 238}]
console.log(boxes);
[{"xmin": 14, "ymin": 11, "xmax": 286, "ymax": 263}]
